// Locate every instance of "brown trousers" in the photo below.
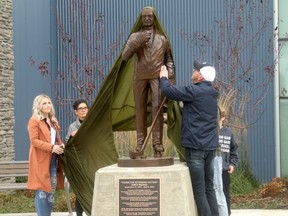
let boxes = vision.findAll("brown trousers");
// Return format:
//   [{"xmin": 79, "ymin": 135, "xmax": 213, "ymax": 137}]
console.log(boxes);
[{"xmin": 133, "ymin": 78, "xmax": 163, "ymax": 147}]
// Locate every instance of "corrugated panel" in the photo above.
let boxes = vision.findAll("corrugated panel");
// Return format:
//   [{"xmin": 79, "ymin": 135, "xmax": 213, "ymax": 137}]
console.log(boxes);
[
  {"xmin": 56, "ymin": 0, "xmax": 275, "ymax": 183},
  {"xmin": 13, "ymin": 0, "xmax": 55, "ymax": 160},
  {"xmin": 245, "ymin": 1, "xmax": 276, "ymax": 182}
]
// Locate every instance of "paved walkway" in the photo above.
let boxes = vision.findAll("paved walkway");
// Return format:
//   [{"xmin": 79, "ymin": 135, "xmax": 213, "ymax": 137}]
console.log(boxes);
[
  {"xmin": 0, "ymin": 210, "xmax": 288, "ymax": 216},
  {"xmin": 232, "ymin": 209, "xmax": 288, "ymax": 215}
]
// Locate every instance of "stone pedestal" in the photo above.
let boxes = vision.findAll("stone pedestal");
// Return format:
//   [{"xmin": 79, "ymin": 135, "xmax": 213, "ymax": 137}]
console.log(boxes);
[{"xmin": 91, "ymin": 161, "xmax": 197, "ymax": 216}]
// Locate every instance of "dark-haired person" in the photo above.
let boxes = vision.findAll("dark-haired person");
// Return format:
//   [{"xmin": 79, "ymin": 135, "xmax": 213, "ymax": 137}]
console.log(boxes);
[
  {"xmin": 65, "ymin": 99, "xmax": 89, "ymax": 143},
  {"xmin": 65, "ymin": 99, "xmax": 89, "ymax": 216},
  {"xmin": 160, "ymin": 60, "xmax": 219, "ymax": 216}
]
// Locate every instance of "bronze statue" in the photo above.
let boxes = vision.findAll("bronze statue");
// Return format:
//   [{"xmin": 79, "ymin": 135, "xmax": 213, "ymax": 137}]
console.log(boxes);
[{"xmin": 121, "ymin": 7, "xmax": 175, "ymax": 157}]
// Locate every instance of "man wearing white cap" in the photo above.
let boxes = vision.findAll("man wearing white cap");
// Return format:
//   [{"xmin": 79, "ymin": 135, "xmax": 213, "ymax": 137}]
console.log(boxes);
[{"xmin": 159, "ymin": 60, "xmax": 219, "ymax": 216}]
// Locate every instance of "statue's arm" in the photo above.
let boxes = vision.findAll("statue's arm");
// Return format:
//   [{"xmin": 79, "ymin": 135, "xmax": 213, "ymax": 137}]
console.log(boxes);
[
  {"xmin": 164, "ymin": 43, "xmax": 176, "ymax": 85},
  {"xmin": 121, "ymin": 32, "xmax": 147, "ymax": 61}
]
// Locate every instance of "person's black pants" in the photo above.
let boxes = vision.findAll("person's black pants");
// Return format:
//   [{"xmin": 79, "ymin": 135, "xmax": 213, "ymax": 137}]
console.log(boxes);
[
  {"xmin": 222, "ymin": 170, "xmax": 231, "ymax": 215},
  {"xmin": 75, "ymin": 198, "xmax": 83, "ymax": 216}
]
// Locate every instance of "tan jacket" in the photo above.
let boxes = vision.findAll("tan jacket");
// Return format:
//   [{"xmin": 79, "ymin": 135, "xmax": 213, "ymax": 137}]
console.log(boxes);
[{"xmin": 27, "ymin": 116, "xmax": 64, "ymax": 192}]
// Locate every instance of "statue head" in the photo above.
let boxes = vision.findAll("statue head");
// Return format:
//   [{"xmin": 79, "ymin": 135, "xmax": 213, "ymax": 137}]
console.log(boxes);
[{"xmin": 141, "ymin": 7, "xmax": 155, "ymax": 28}]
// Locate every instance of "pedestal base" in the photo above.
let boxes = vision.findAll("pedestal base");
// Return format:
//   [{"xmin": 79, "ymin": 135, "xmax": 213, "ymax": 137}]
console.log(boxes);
[
  {"xmin": 118, "ymin": 157, "xmax": 174, "ymax": 167},
  {"xmin": 91, "ymin": 161, "xmax": 197, "ymax": 216}
]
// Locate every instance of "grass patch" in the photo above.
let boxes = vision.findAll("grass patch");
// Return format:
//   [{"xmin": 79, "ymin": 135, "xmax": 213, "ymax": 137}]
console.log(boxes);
[
  {"xmin": 230, "ymin": 162, "xmax": 288, "ymax": 209},
  {"xmin": 0, "ymin": 189, "xmax": 75, "ymax": 213},
  {"xmin": 231, "ymin": 160, "xmax": 259, "ymax": 195}
]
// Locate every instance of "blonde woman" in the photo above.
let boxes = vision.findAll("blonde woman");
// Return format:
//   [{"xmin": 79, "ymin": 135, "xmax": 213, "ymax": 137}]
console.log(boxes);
[{"xmin": 27, "ymin": 94, "xmax": 64, "ymax": 216}]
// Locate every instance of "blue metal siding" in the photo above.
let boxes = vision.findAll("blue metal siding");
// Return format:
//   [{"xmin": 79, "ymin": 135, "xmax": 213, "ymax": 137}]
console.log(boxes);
[
  {"xmin": 13, "ymin": 0, "xmax": 55, "ymax": 160},
  {"xmin": 13, "ymin": 0, "xmax": 275, "ymax": 183}
]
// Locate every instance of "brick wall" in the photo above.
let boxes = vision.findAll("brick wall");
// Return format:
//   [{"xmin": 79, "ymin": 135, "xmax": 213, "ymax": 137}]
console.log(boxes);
[{"xmin": 0, "ymin": 0, "xmax": 15, "ymax": 163}]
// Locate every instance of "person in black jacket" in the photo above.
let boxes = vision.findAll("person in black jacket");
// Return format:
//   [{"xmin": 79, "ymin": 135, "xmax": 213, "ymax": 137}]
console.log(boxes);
[
  {"xmin": 219, "ymin": 108, "xmax": 239, "ymax": 215},
  {"xmin": 159, "ymin": 60, "xmax": 219, "ymax": 216}
]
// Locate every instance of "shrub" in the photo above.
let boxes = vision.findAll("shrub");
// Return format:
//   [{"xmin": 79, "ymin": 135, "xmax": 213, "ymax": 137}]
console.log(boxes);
[
  {"xmin": 259, "ymin": 177, "xmax": 288, "ymax": 198},
  {"xmin": 231, "ymin": 160, "xmax": 259, "ymax": 195}
]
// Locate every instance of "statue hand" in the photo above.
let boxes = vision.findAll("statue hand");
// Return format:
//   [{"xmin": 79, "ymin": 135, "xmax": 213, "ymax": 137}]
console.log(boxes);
[
  {"xmin": 144, "ymin": 30, "xmax": 152, "ymax": 43},
  {"xmin": 134, "ymin": 32, "xmax": 149, "ymax": 46},
  {"xmin": 160, "ymin": 65, "xmax": 168, "ymax": 78}
]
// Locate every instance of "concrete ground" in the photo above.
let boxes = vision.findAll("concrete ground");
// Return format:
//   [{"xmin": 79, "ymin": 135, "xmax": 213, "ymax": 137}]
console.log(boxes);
[
  {"xmin": 0, "ymin": 209, "xmax": 288, "ymax": 216},
  {"xmin": 232, "ymin": 209, "xmax": 288, "ymax": 215}
]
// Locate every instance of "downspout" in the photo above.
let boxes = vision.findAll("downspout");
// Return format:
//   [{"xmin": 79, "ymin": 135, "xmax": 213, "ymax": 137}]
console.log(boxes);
[{"xmin": 274, "ymin": 0, "xmax": 280, "ymax": 177}]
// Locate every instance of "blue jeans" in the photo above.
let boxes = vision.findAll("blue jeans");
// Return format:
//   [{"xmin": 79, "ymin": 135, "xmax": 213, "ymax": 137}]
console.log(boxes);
[
  {"xmin": 35, "ymin": 154, "xmax": 57, "ymax": 216},
  {"xmin": 185, "ymin": 148, "xmax": 219, "ymax": 216},
  {"xmin": 214, "ymin": 156, "xmax": 228, "ymax": 216}
]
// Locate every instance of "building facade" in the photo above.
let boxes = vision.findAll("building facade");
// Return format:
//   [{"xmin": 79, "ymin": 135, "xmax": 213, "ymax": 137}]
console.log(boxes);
[{"xmin": 0, "ymin": 0, "xmax": 286, "ymax": 183}]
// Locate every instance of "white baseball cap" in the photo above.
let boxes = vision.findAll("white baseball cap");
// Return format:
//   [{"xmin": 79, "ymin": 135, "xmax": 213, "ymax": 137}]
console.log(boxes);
[{"xmin": 194, "ymin": 60, "xmax": 216, "ymax": 82}]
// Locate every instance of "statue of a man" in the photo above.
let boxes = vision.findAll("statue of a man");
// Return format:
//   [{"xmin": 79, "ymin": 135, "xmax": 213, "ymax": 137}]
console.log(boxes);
[{"xmin": 121, "ymin": 7, "xmax": 175, "ymax": 157}]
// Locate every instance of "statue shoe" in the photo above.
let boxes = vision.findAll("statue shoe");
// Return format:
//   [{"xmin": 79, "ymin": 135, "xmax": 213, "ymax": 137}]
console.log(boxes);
[
  {"xmin": 153, "ymin": 144, "xmax": 164, "ymax": 157},
  {"xmin": 136, "ymin": 144, "xmax": 143, "ymax": 152},
  {"xmin": 154, "ymin": 151, "xmax": 162, "ymax": 158}
]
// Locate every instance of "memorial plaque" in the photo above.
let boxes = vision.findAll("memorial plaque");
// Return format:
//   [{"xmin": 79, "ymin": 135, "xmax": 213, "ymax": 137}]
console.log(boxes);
[{"xmin": 119, "ymin": 178, "xmax": 160, "ymax": 216}]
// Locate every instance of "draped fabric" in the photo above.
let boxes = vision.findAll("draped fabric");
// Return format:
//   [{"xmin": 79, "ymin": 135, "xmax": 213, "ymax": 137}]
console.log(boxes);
[{"xmin": 61, "ymin": 7, "xmax": 184, "ymax": 215}]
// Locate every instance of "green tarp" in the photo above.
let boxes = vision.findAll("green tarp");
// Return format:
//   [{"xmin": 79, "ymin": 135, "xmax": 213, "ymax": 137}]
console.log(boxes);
[{"xmin": 61, "ymin": 7, "xmax": 184, "ymax": 215}]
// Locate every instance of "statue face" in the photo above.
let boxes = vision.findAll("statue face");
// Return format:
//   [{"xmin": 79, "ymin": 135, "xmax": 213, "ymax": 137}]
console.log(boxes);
[{"xmin": 141, "ymin": 8, "xmax": 154, "ymax": 27}]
